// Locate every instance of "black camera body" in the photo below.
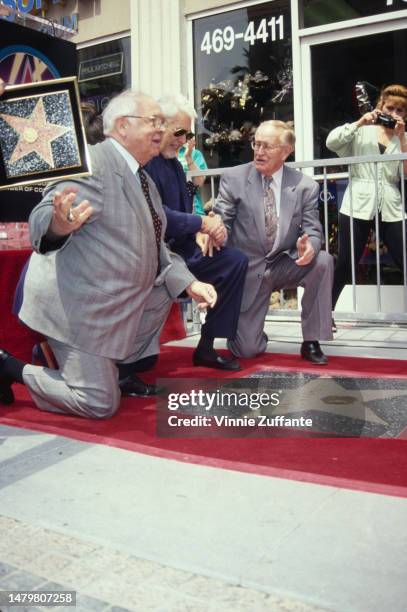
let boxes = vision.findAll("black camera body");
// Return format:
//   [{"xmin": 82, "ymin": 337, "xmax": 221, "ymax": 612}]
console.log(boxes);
[
  {"xmin": 375, "ymin": 111, "xmax": 397, "ymax": 129},
  {"xmin": 355, "ymin": 81, "xmax": 397, "ymax": 130}
]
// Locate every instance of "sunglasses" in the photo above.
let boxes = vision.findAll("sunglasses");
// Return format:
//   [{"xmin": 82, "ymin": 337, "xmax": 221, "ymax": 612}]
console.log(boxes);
[{"xmin": 173, "ymin": 127, "xmax": 188, "ymax": 137}]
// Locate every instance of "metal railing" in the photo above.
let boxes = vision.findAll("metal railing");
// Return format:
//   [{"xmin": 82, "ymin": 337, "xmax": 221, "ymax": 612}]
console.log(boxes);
[{"xmin": 188, "ymin": 151, "xmax": 407, "ymax": 324}]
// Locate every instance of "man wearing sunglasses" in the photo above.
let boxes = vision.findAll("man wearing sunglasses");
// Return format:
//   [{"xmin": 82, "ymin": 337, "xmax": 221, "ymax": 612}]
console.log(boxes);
[
  {"xmin": 214, "ymin": 120, "xmax": 334, "ymax": 365},
  {"xmin": 145, "ymin": 94, "xmax": 248, "ymax": 371}
]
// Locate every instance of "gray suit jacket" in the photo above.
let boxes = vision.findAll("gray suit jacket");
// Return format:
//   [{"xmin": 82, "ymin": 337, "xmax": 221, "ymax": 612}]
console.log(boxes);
[
  {"xmin": 214, "ymin": 162, "xmax": 322, "ymax": 312},
  {"xmin": 20, "ymin": 139, "xmax": 195, "ymax": 359}
]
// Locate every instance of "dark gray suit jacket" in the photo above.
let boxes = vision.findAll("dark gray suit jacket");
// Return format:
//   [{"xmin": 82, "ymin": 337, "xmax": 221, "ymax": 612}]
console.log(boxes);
[{"xmin": 214, "ymin": 162, "xmax": 322, "ymax": 312}]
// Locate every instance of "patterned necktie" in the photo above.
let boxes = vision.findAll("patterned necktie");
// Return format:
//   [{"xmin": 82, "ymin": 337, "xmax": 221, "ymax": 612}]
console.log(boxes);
[
  {"xmin": 138, "ymin": 167, "xmax": 162, "ymax": 274},
  {"xmin": 263, "ymin": 176, "xmax": 278, "ymax": 250}
]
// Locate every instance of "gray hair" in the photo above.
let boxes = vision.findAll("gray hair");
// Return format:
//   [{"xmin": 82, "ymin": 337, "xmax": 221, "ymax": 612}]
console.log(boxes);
[
  {"xmin": 102, "ymin": 90, "xmax": 150, "ymax": 135},
  {"xmin": 258, "ymin": 120, "xmax": 295, "ymax": 147},
  {"xmin": 158, "ymin": 93, "xmax": 196, "ymax": 120}
]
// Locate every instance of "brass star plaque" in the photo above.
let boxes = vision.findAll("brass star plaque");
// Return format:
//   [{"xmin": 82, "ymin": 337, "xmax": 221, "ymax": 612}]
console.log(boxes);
[{"xmin": 0, "ymin": 77, "xmax": 91, "ymax": 190}]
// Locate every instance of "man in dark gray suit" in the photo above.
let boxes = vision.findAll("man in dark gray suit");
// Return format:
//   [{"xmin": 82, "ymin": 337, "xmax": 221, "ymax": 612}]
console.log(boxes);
[
  {"xmin": 0, "ymin": 90, "xmax": 217, "ymax": 418},
  {"xmin": 214, "ymin": 120, "xmax": 333, "ymax": 365}
]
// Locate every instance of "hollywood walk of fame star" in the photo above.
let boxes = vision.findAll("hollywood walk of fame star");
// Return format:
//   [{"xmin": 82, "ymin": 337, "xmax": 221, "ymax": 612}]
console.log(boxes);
[
  {"xmin": 0, "ymin": 96, "xmax": 71, "ymax": 167},
  {"xmin": 222, "ymin": 374, "xmax": 407, "ymax": 430}
]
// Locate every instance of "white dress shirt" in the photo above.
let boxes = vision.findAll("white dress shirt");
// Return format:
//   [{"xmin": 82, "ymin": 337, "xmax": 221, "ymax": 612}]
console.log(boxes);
[{"xmin": 110, "ymin": 137, "xmax": 140, "ymax": 179}]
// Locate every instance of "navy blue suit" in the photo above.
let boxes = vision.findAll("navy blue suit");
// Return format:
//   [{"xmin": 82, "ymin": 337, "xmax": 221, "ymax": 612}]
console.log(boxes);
[{"xmin": 145, "ymin": 155, "xmax": 248, "ymax": 340}]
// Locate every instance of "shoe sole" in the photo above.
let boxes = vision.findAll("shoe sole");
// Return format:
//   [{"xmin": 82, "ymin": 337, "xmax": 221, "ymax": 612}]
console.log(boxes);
[
  {"xmin": 301, "ymin": 355, "xmax": 328, "ymax": 365},
  {"xmin": 192, "ymin": 359, "xmax": 241, "ymax": 371}
]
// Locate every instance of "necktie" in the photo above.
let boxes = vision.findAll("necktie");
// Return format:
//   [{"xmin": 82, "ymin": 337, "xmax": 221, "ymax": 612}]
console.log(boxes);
[
  {"xmin": 138, "ymin": 167, "xmax": 162, "ymax": 274},
  {"xmin": 263, "ymin": 176, "xmax": 278, "ymax": 250}
]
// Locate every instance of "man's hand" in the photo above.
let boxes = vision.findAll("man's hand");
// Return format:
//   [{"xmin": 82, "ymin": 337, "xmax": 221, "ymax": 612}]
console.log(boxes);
[
  {"xmin": 196, "ymin": 232, "xmax": 214, "ymax": 257},
  {"xmin": 48, "ymin": 187, "xmax": 93, "ymax": 237},
  {"xmin": 201, "ymin": 211, "xmax": 226, "ymax": 244},
  {"xmin": 296, "ymin": 233, "xmax": 315, "ymax": 266},
  {"xmin": 0, "ymin": 78, "xmax": 5, "ymax": 96},
  {"xmin": 186, "ymin": 280, "xmax": 217, "ymax": 310}
]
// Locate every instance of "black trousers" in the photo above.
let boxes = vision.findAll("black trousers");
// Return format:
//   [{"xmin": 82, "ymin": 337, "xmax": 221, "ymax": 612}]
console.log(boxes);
[
  {"xmin": 185, "ymin": 245, "xmax": 248, "ymax": 339},
  {"xmin": 332, "ymin": 212, "xmax": 407, "ymax": 308}
]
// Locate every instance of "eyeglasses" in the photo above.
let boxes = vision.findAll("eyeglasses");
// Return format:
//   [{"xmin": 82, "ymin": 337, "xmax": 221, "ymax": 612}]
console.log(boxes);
[
  {"xmin": 251, "ymin": 139, "xmax": 285, "ymax": 152},
  {"xmin": 123, "ymin": 115, "xmax": 167, "ymax": 129}
]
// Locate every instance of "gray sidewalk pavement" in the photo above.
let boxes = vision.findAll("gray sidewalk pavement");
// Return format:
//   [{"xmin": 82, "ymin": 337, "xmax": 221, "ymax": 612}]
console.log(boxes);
[
  {"xmin": 0, "ymin": 513, "xmax": 326, "ymax": 612},
  {"xmin": 1, "ymin": 421, "xmax": 407, "ymax": 612}
]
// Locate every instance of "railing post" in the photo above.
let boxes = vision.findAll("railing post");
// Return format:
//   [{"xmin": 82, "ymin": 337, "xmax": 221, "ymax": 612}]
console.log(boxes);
[
  {"xmin": 401, "ymin": 162, "xmax": 407, "ymax": 312},
  {"xmin": 373, "ymin": 162, "xmax": 382, "ymax": 313},
  {"xmin": 322, "ymin": 166, "xmax": 329, "ymax": 250},
  {"xmin": 348, "ymin": 171, "xmax": 357, "ymax": 312}
]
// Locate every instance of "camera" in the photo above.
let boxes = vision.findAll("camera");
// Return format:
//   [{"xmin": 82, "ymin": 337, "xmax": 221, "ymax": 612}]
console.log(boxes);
[
  {"xmin": 375, "ymin": 112, "xmax": 397, "ymax": 129},
  {"xmin": 355, "ymin": 81, "xmax": 397, "ymax": 129}
]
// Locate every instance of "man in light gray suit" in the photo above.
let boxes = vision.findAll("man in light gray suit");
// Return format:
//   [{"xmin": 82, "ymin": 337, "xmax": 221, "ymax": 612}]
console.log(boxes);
[
  {"xmin": 0, "ymin": 90, "xmax": 217, "ymax": 418},
  {"xmin": 214, "ymin": 120, "xmax": 333, "ymax": 364}
]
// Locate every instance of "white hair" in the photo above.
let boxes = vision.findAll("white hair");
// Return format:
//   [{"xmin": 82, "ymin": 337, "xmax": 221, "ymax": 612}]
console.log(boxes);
[
  {"xmin": 158, "ymin": 93, "xmax": 196, "ymax": 120},
  {"xmin": 102, "ymin": 90, "xmax": 151, "ymax": 135},
  {"xmin": 257, "ymin": 120, "xmax": 296, "ymax": 147}
]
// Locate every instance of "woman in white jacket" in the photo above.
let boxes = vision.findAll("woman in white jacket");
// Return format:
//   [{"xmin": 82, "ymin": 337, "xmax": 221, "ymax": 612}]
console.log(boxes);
[{"xmin": 326, "ymin": 84, "xmax": 407, "ymax": 314}]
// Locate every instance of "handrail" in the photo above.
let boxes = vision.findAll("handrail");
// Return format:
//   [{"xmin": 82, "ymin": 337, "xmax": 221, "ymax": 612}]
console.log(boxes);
[
  {"xmin": 187, "ymin": 152, "xmax": 407, "ymax": 178},
  {"xmin": 187, "ymin": 151, "xmax": 407, "ymax": 323}
]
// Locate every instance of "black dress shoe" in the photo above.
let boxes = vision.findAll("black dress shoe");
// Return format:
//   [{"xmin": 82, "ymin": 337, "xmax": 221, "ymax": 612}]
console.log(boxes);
[
  {"xmin": 192, "ymin": 350, "xmax": 241, "ymax": 371},
  {"xmin": 300, "ymin": 341, "xmax": 328, "ymax": 365},
  {"xmin": 0, "ymin": 349, "xmax": 15, "ymax": 405},
  {"xmin": 119, "ymin": 374, "xmax": 157, "ymax": 397}
]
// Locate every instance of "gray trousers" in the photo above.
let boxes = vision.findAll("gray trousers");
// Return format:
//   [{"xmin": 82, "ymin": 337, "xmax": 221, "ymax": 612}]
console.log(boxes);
[
  {"xmin": 22, "ymin": 285, "xmax": 172, "ymax": 419},
  {"xmin": 228, "ymin": 250, "xmax": 334, "ymax": 359}
]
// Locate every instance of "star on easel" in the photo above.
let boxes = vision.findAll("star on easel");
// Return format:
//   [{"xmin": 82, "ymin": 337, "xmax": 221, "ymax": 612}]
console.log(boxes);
[{"xmin": 0, "ymin": 97, "xmax": 71, "ymax": 167}]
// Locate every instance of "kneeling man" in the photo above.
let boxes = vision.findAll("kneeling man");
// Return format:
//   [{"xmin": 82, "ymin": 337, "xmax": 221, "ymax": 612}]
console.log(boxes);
[{"xmin": 214, "ymin": 120, "xmax": 333, "ymax": 365}]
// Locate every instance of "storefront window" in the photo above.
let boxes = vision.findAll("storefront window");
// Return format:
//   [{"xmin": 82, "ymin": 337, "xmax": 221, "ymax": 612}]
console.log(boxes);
[
  {"xmin": 311, "ymin": 28, "xmax": 407, "ymax": 289},
  {"xmin": 311, "ymin": 29, "xmax": 407, "ymax": 161},
  {"xmin": 77, "ymin": 37, "xmax": 131, "ymax": 114},
  {"xmin": 193, "ymin": 1, "xmax": 292, "ymax": 169},
  {"xmin": 301, "ymin": 0, "xmax": 407, "ymax": 28}
]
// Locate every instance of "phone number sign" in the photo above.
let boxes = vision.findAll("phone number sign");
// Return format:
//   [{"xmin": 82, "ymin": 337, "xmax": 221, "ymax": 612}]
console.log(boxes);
[{"xmin": 200, "ymin": 15, "xmax": 285, "ymax": 55}]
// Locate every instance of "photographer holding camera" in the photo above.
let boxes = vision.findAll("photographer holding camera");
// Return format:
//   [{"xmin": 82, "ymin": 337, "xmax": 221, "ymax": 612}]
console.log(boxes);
[{"xmin": 327, "ymin": 84, "xmax": 407, "ymax": 319}]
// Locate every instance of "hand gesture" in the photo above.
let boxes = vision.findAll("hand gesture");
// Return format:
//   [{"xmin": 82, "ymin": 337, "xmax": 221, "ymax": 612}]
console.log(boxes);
[
  {"xmin": 196, "ymin": 232, "xmax": 214, "ymax": 257},
  {"xmin": 201, "ymin": 211, "xmax": 227, "ymax": 245},
  {"xmin": 357, "ymin": 109, "xmax": 379, "ymax": 127},
  {"xmin": 296, "ymin": 233, "xmax": 315, "ymax": 266},
  {"xmin": 186, "ymin": 281, "xmax": 217, "ymax": 310},
  {"xmin": 49, "ymin": 187, "xmax": 93, "ymax": 237},
  {"xmin": 185, "ymin": 136, "xmax": 195, "ymax": 158},
  {"xmin": 394, "ymin": 114, "xmax": 406, "ymax": 139}
]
